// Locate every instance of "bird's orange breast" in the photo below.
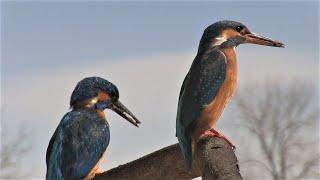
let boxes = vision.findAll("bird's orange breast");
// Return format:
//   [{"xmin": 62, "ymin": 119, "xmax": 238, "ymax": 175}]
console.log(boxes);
[{"xmin": 192, "ymin": 48, "xmax": 237, "ymax": 142}]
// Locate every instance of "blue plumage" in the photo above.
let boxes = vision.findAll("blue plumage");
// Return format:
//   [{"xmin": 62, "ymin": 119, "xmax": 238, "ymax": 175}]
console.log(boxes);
[
  {"xmin": 70, "ymin": 77, "xmax": 119, "ymax": 108},
  {"xmin": 176, "ymin": 20, "xmax": 284, "ymax": 169},
  {"xmin": 46, "ymin": 108, "xmax": 110, "ymax": 179},
  {"xmin": 176, "ymin": 48, "xmax": 227, "ymax": 168},
  {"xmin": 46, "ymin": 76, "xmax": 140, "ymax": 179}
]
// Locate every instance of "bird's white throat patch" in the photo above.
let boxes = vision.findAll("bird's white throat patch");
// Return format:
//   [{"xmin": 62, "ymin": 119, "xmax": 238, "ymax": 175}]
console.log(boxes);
[{"xmin": 212, "ymin": 35, "xmax": 227, "ymax": 47}]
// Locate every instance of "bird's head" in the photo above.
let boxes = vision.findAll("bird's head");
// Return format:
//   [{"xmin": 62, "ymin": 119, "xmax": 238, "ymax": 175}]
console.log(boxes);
[
  {"xmin": 198, "ymin": 20, "xmax": 284, "ymax": 52},
  {"xmin": 70, "ymin": 77, "xmax": 140, "ymax": 127}
]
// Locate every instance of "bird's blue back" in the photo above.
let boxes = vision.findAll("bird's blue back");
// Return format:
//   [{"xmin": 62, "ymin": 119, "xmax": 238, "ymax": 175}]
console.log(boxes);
[
  {"xmin": 176, "ymin": 48, "xmax": 226, "ymax": 168},
  {"xmin": 46, "ymin": 108, "xmax": 110, "ymax": 180}
]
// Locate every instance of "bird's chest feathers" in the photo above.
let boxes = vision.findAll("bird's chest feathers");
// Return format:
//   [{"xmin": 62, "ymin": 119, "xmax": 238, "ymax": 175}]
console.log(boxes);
[
  {"xmin": 220, "ymin": 48, "xmax": 238, "ymax": 97},
  {"xmin": 201, "ymin": 48, "xmax": 237, "ymax": 126}
]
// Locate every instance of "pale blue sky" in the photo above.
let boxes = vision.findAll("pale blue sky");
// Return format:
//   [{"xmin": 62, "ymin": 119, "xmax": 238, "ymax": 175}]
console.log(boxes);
[
  {"xmin": 2, "ymin": 2, "xmax": 318, "ymax": 73},
  {"xmin": 1, "ymin": 1, "xmax": 319, "ymax": 178}
]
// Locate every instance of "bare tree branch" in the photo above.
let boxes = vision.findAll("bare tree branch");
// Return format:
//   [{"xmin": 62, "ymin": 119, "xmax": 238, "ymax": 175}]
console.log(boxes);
[
  {"xmin": 296, "ymin": 156, "xmax": 320, "ymax": 179},
  {"xmin": 234, "ymin": 80, "xmax": 319, "ymax": 180},
  {"xmin": 0, "ymin": 128, "xmax": 31, "ymax": 179}
]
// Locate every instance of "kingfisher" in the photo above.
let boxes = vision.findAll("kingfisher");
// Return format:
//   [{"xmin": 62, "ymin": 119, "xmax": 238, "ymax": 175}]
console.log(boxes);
[
  {"xmin": 46, "ymin": 77, "xmax": 140, "ymax": 179},
  {"xmin": 176, "ymin": 20, "xmax": 284, "ymax": 168}
]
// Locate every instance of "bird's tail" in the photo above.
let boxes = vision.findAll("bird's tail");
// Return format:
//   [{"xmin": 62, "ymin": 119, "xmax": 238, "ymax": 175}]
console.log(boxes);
[{"xmin": 177, "ymin": 128, "xmax": 193, "ymax": 169}]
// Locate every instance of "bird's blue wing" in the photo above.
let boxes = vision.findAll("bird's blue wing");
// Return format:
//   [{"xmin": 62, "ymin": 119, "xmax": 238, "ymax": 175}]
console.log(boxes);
[
  {"xmin": 46, "ymin": 113, "xmax": 69, "ymax": 180},
  {"xmin": 46, "ymin": 109, "xmax": 110, "ymax": 180},
  {"xmin": 176, "ymin": 48, "xmax": 226, "ymax": 168}
]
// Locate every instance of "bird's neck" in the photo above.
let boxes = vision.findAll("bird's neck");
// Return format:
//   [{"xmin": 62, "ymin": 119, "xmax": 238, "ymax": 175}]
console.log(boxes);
[
  {"xmin": 219, "ymin": 47, "xmax": 238, "ymax": 94},
  {"xmin": 96, "ymin": 109, "xmax": 106, "ymax": 119},
  {"xmin": 72, "ymin": 98, "xmax": 107, "ymax": 119},
  {"xmin": 220, "ymin": 47, "xmax": 237, "ymax": 72}
]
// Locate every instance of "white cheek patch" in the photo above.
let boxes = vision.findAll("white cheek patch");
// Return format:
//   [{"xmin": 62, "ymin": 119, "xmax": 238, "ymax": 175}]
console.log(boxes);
[
  {"xmin": 212, "ymin": 35, "xmax": 227, "ymax": 47},
  {"xmin": 86, "ymin": 97, "xmax": 99, "ymax": 107}
]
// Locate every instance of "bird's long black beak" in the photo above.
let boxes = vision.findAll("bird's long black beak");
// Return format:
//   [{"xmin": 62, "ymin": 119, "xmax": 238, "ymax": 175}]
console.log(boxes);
[
  {"xmin": 111, "ymin": 100, "xmax": 141, "ymax": 127},
  {"xmin": 244, "ymin": 33, "xmax": 284, "ymax": 47}
]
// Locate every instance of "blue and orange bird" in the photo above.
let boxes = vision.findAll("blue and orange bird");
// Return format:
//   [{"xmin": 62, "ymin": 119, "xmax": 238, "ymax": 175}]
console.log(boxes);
[
  {"xmin": 176, "ymin": 20, "xmax": 284, "ymax": 168},
  {"xmin": 46, "ymin": 77, "xmax": 140, "ymax": 179}
]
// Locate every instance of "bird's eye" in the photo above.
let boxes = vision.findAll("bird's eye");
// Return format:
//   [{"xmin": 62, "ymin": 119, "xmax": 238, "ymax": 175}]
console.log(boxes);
[{"xmin": 236, "ymin": 26, "xmax": 243, "ymax": 32}]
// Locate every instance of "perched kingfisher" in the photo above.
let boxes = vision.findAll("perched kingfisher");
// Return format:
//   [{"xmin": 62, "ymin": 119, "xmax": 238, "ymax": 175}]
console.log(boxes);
[
  {"xmin": 46, "ymin": 77, "xmax": 140, "ymax": 179},
  {"xmin": 176, "ymin": 20, "xmax": 284, "ymax": 168}
]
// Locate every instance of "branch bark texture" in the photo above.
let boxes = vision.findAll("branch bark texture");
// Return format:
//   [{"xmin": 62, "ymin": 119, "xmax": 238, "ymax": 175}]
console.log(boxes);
[{"xmin": 94, "ymin": 137, "xmax": 242, "ymax": 180}]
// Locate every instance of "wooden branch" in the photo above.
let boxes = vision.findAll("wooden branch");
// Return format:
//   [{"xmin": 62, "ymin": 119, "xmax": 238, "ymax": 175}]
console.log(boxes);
[{"xmin": 94, "ymin": 137, "xmax": 242, "ymax": 180}]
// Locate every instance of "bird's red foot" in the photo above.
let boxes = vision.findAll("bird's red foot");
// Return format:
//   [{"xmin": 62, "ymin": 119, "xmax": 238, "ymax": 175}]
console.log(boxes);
[{"xmin": 201, "ymin": 129, "xmax": 236, "ymax": 150}]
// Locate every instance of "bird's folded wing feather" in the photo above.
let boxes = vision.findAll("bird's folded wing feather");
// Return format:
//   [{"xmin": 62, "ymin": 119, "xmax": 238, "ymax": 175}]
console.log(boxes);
[
  {"xmin": 46, "ymin": 110, "xmax": 110, "ymax": 179},
  {"xmin": 177, "ymin": 48, "xmax": 227, "ymax": 133}
]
